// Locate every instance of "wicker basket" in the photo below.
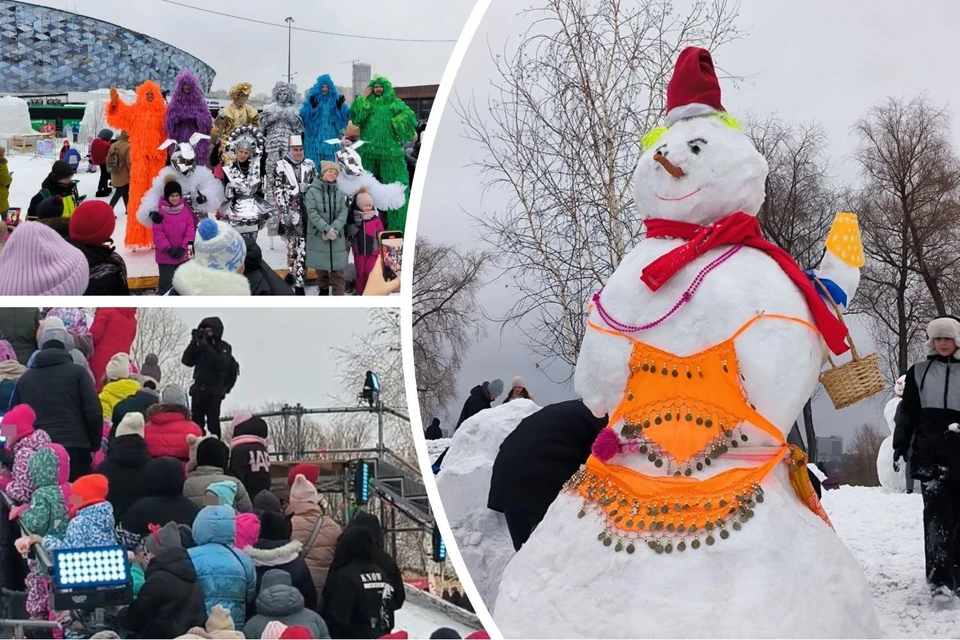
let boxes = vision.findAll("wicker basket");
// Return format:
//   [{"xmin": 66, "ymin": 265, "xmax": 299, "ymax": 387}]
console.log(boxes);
[{"xmin": 814, "ymin": 278, "xmax": 886, "ymax": 409}]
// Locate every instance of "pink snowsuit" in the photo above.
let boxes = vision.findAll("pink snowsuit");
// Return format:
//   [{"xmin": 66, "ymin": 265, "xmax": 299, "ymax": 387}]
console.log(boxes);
[
  {"xmin": 153, "ymin": 197, "xmax": 197, "ymax": 266},
  {"xmin": 353, "ymin": 212, "xmax": 384, "ymax": 295}
]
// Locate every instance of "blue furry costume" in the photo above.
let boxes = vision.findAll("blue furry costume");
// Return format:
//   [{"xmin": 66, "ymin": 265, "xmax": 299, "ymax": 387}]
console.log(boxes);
[{"xmin": 301, "ymin": 75, "xmax": 351, "ymax": 165}]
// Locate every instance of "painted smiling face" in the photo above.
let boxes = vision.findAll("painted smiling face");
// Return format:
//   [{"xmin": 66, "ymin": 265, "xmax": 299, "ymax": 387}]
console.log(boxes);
[{"xmin": 633, "ymin": 115, "xmax": 768, "ymax": 225}]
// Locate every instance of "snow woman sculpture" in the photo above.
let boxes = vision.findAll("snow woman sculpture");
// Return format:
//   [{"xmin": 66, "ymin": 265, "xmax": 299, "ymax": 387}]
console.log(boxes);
[{"xmin": 491, "ymin": 48, "xmax": 881, "ymax": 638}]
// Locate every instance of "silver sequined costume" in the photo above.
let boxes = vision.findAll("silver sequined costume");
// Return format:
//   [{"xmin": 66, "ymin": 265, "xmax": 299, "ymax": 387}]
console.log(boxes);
[{"xmin": 259, "ymin": 82, "xmax": 304, "ymax": 236}]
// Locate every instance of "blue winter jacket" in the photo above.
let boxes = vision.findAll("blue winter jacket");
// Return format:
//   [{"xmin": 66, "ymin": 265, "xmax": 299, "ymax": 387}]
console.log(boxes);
[
  {"xmin": 43, "ymin": 501, "xmax": 117, "ymax": 550},
  {"xmin": 188, "ymin": 506, "xmax": 257, "ymax": 631}
]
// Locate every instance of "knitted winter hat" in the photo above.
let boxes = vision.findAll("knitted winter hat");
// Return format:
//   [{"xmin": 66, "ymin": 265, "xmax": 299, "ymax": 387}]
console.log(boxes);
[
  {"xmin": 925, "ymin": 315, "xmax": 960, "ymax": 354},
  {"xmin": 196, "ymin": 437, "xmax": 230, "ymax": 469},
  {"xmin": 206, "ymin": 605, "xmax": 236, "ymax": 632},
  {"xmin": 229, "ymin": 413, "xmax": 253, "ymax": 431},
  {"xmin": 511, "ymin": 376, "xmax": 525, "ymax": 388},
  {"xmin": 69, "ymin": 474, "xmax": 109, "ymax": 516},
  {"xmin": 0, "ymin": 340, "xmax": 15, "ymax": 362},
  {"xmin": 0, "ymin": 222, "xmax": 89, "ymax": 295},
  {"xmin": 35, "ymin": 195, "xmax": 64, "ymax": 220},
  {"xmin": 3, "ymin": 404, "xmax": 36, "ymax": 443},
  {"xmin": 355, "ymin": 188, "xmax": 374, "ymax": 211},
  {"xmin": 139, "ymin": 376, "xmax": 159, "ymax": 391},
  {"xmin": 144, "ymin": 521, "xmax": 183, "ymax": 555},
  {"xmin": 487, "ymin": 379, "xmax": 505, "ymax": 398},
  {"xmin": 105, "ymin": 353, "xmax": 132, "ymax": 382},
  {"xmin": 69, "ymin": 200, "xmax": 116, "ymax": 245},
  {"xmin": 253, "ymin": 490, "xmax": 282, "ymax": 514},
  {"xmin": 205, "ymin": 480, "xmax": 237, "ymax": 507},
  {"xmin": 261, "ymin": 568, "xmax": 292, "ymax": 590},
  {"xmin": 39, "ymin": 325, "xmax": 69, "ymax": 349},
  {"xmin": 259, "ymin": 510, "xmax": 292, "ymax": 541},
  {"xmin": 430, "ymin": 629, "xmax": 462, "ymax": 639},
  {"xmin": 289, "ymin": 473, "xmax": 319, "ymax": 504},
  {"xmin": 320, "ymin": 161, "xmax": 340, "ymax": 178},
  {"xmin": 115, "ymin": 412, "xmax": 145, "ymax": 439},
  {"xmin": 165, "ymin": 181, "xmax": 183, "ymax": 200},
  {"xmin": 97, "ymin": 129, "xmax": 113, "ymax": 141},
  {"xmin": 51, "ymin": 160, "xmax": 75, "ymax": 181},
  {"xmin": 286, "ymin": 463, "xmax": 319, "ymax": 487},
  {"xmin": 194, "ymin": 219, "xmax": 246, "ymax": 273},
  {"xmin": 140, "ymin": 353, "xmax": 162, "ymax": 384},
  {"xmin": 260, "ymin": 621, "xmax": 288, "ymax": 639},
  {"xmin": 161, "ymin": 383, "xmax": 188, "ymax": 407},
  {"xmin": 234, "ymin": 512, "xmax": 261, "ymax": 549},
  {"xmin": 278, "ymin": 627, "xmax": 312, "ymax": 640}
]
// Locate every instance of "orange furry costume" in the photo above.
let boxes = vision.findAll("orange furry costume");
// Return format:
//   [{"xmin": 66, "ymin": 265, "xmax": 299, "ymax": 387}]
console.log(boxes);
[{"xmin": 105, "ymin": 81, "xmax": 167, "ymax": 249}]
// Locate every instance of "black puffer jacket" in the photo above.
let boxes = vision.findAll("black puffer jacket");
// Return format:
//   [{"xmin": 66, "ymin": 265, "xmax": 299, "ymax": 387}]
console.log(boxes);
[
  {"xmin": 243, "ymin": 237, "xmax": 294, "ymax": 296},
  {"xmin": 121, "ymin": 547, "xmax": 207, "ymax": 639},
  {"xmin": 10, "ymin": 343, "xmax": 102, "ymax": 449},
  {"xmin": 110, "ymin": 389, "xmax": 159, "ymax": 438},
  {"xmin": 456, "ymin": 383, "xmax": 492, "ymax": 431},
  {"xmin": 181, "ymin": 317, "xmax": 239, "ymax": 398},
  {"xmin": 488, "ymin": 400, "xmax": 606, "ymax": 524},
  {"xmin": 894, "ymin": 352, "xmax": 960, "ymax": 481},
  {"xmin": 97, "ymin": 434, "xmax": 151, "ymax": 522},
  {"xmin": 121, "ymin": 457, "xmax": 201, "ymax": 540},
  {"xmin": 228, "ymin": 415, "xmax": 271, "ymax": 498},
  {"xmin": 71, "ymin": 241, "xmax": 130, "ymax": 296},
  {"xmin": 0, "ymin": 308, "xmax": 40, "ymax": 365}
]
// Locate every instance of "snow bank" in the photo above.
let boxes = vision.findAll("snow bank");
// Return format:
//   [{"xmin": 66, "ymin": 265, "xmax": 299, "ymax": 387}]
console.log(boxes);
[
  {"xmin": 79, "ymin": 89, "xmax": 136, "ymax": 144},
  {"xmin": 427, "ymin": 438, "xmax": 451, "ymax": 464},
  {"xmin": 435, "ymin": 400, "xmax": 541, "ymax": 612},
  {"xmin": 0, "ymin": 96, "xmax": 37, "ymax": 136},
  {"xmin": 396, "ymin": 586, "xmax": 479, "ymax": 638},
  {"xmin": 822, "ymin": 487, "xmax": 959, "ymax": 638}
]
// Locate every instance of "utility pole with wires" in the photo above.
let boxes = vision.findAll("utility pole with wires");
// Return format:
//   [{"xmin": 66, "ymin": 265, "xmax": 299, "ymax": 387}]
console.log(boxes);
[{"xmin": 285, "ymin": 16, "xmax": 295, "ymax": 84}]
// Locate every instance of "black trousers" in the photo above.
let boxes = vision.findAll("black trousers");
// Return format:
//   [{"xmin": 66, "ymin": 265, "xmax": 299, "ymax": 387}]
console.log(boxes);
[
  {"xmin": 504, "ymin": 509, "xmax": 534, "ymax": 552},
  {"xmin": 97, "ymin": 165, "xmax": 110, "ymax": 193},
  {"xmin": 157, "ymin": 263, "xmax": 178, "ymax": 294},
  {"xmin": 921, "ymin": 476, "xmax": 960, "ymax": 590},
  {"xmin": 66, "ymin": 447, "xmax": 92, "ymax": 481},
  {"xmin": 109, "ymin": 184, "xmax": 129, "ymax": 209},
  {"xmin": 503, "ymin": 498, "xmax": 552, "ymax": 552},
  {"xmin": 191, "ymin": 393, "xmax": 223, "ymax": 438}
]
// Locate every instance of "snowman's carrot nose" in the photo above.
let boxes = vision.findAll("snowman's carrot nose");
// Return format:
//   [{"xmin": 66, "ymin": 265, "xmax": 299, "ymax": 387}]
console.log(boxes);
[{"xmin": 653, "ymin": 152, "xmax": 685, "ymax": 178}]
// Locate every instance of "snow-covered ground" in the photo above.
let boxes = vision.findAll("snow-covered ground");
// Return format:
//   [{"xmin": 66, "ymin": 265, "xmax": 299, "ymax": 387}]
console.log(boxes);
[
  {"xmin": 427, "ymin": 437, "xmax": 451, "ymax": 463},
  {"xmin": 396, "ymin": 598, "xmax": 478, "ymax": 638},
  {"xmin": 1, "ymin": 153, "xmax": 362, "ymax": 293},
  {"xmin": 822, "ymin": 487, "xmax": 959, "ymax": 638}
]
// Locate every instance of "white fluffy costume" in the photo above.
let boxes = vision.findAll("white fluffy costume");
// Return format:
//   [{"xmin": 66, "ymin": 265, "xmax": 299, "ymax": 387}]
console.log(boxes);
[
  {"xmin": 137, "ymin": 133, "xmax": 224, "ymax": 228},
  {"xmin": 259, "ymin": 82, "xmax": 304, "ymax": 236},
  {"xmin": 491, "ymin": 48, "xmax": 880, "ymax": 638},
  {"xmin": 219, "ymin": 125, "xmax": 273, "ymax": 240}
]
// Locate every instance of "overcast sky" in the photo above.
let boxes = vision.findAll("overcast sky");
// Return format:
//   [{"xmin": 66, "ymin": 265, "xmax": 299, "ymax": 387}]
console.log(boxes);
[
  {"xmin": 173, "ymin": 308, "xmax": 372, "ymax": 415},
  {"xmin": 31, "ymin": 0, "xmax": 475, "ymax": 91},
  {"xmin": 418, "ymin": 0, "xmax": 960, "ymax": 444}
]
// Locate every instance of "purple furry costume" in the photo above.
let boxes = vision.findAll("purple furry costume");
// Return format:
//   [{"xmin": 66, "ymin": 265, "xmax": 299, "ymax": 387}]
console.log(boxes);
[{"xmin": 165, "ymin": 69, "xmax": 213, "ymax": 166}]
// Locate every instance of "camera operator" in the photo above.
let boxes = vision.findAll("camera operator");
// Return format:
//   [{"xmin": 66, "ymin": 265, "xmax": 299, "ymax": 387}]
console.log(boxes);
[{"xmin": 180, "ymin": 317, "xmax": 238, "ymax": 438}]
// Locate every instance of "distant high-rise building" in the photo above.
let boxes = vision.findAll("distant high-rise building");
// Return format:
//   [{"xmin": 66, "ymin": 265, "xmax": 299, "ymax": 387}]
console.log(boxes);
[
  {"xmin": 817, "ymin": 436, "xmax": 844, "ymax": 461},
  {"xmin": 352, "ymin": 62, "xmax": 372, "ymax": 98}
]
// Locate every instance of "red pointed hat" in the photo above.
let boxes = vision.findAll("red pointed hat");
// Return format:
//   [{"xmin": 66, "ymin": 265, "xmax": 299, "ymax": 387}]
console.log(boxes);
[{"xmin": 665, "ymin": 47, "xmax": 724, "ymax": 126}]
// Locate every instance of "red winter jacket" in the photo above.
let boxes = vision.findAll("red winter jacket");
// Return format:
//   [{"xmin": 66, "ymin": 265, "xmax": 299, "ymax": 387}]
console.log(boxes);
[
  {"xmin": 90, "ymin": 308, "xmax": 137, "ymax": 391},
  {"xmin": 143, "ymin": 404, "xmax": 203, "ymax": 464},
  {"xmin": 90, "ymin": 138, "xmax": 112, "ymax": 166}
]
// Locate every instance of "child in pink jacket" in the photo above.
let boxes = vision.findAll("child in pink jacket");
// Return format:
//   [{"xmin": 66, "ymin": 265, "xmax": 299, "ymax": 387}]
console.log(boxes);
[
  {"xmin": 352, "ymin": 188, "xmax": 383, "ymax": 295},
  {"xmin": 150, "ymin": 180, "xmax": 197, "ymax": 295}
]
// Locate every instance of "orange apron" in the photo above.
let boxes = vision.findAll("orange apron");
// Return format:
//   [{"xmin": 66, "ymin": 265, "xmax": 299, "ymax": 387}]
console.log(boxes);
[{"xmin": 564, "ymin": 313, "xmax": 832, "ymax": 554}]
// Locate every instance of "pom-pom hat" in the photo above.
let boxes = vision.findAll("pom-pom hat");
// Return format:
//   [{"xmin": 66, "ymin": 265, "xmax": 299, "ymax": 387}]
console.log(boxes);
[
  {"xmin": 665, "ymin": 47, "xmax": 725, "ymax": 127},
  {"xmin": 194, "ymin": 219, "xmax": 246, "ymax": 273}
]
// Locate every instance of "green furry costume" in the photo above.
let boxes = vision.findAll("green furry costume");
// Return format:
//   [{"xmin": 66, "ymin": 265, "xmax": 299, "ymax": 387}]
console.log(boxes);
[{"xmin": 349, "ymin": 76, "xmax": 418, "ymax": 231}]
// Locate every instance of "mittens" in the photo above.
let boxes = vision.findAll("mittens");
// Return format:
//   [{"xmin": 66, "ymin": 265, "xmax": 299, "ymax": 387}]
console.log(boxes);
[
  {"xmin": 149, "ymin": 211, "xmax": 164, "ymax": 224},
  {"xmin": 196, "ymin": 192, "xmax": 207, "ymax": 205},
  {"xmin": 336, "ymin": 95, "xmax": 346, "ymax": 109},
  {"xmin": 167, "ymin": 247, "xmax": 186, "ymax": 260},
  {"xmin": 310, "ymin": 96, "xmax": 318, "ymax": 109}
]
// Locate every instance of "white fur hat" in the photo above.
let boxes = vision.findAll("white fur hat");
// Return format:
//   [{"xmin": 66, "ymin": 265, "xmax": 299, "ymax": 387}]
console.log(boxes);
[{"xmin": 925, "ymin": 316, "xmax": 960, "ymax": 354}]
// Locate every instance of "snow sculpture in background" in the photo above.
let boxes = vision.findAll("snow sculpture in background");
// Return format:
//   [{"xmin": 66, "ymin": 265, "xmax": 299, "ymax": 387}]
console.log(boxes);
[
  {"xmin": 0, "ymin": 96, "xmax": 40, "ymax": 136},
  {"xmin": 877, "ymin": 375, "xmax": 908, "ymax": 493},
  {"xmin": 105, "ymin": 82, "xmax": 167, "ymax": 249},
  {"xmin": 324, "ymin": 132, "xmax": 406, "ymax": 212},
  {"xmin": 136, "ymin": 133, "xmax": 224, "ymax": 228},
  {"xmin": 165, "ymin": 69, "xmax": 214, "ymax": 168},
  {"xmin": 259, "ymin": 81, "xmax": 304, "ymax": 238},
  {"xmin": 492, "ymin": 48, "xmax": 881, "ymax": 638}
]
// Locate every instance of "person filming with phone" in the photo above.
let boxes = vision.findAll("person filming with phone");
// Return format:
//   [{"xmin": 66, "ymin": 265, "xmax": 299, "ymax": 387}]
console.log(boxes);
[{"xmin": 181, "ymin": 317, "xmax": 239, "ymax": 439}]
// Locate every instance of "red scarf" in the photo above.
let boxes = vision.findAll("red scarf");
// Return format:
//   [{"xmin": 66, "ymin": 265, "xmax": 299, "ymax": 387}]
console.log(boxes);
[{"xmin": 641, "ymin": 212, "xmax": 850, "ymax": 356}]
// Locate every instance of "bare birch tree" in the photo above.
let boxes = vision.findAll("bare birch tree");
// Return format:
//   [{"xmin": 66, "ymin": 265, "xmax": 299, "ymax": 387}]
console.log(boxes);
[
  {"xmin": 852, "ymin": 96, "xmax": 960, "ymax": 378},
  {"xmin": 129, "ymin": 308, "xmax": 192, "ymax": 391},
  {"xmin": 412, "ymin": 238, "xmax": 491, "ymax": 422},
  {"xmin": 457, "ymin": 0, "xmax": 743, "ymax": 373}
]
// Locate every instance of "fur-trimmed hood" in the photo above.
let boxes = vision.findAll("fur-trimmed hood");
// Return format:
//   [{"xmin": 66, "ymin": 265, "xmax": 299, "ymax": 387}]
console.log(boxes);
[
  {"xmin": 147, "ymin": 402, "xmax": 191, "ymax": 420},
  {"xmin": 243, "ymin": 540, "xmax": 303, "ymax": 567},
  {"xmin": 171, "ymin": 261, "xmax": 251, "ymax": 296},
  {"xmin": 926, "ymin": 315, "xmax": 960, "ymax": 355}
]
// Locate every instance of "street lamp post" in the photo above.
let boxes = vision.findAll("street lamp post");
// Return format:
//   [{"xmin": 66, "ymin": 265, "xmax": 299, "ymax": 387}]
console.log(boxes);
[{"xmin": 285, "ymin": 17, "xmax": 295, "ymax": 84}]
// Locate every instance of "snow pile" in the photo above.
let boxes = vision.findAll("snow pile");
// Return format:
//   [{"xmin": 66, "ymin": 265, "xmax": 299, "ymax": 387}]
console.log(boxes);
[
  {"xmin": 395, "ymin": 591, "xmax": 478, "ymax": 638},
  {"xmin": 427, "ymin": 438, "xmax": 451, "ymax": 464},
  {"xmin": 79, "ymin": 89, "xmax": 135, "ymax": 143},
  {"xmin": 822, "ymin": 487, "xmax": 960, "ymax": 638},
  {"xmin": 435, "ymin": 400, "xmax": 541, "ymax": 611},
  {"xmin": 0, "ymin": 96, "xmax": 37, "ymax": 136}
]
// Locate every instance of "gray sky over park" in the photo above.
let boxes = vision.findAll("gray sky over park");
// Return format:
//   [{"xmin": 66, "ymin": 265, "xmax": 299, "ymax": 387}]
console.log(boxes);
[
  {"xmin": 174, "ymin": 308, "xmax": 372, "ymax": 415},
  {"xmin": 31, "ymin": 0, "xmax": 476, "ymax": 91},
  {"xmin": 418, "ymin": 0, "xmax": 960, "ymax": 443}
]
